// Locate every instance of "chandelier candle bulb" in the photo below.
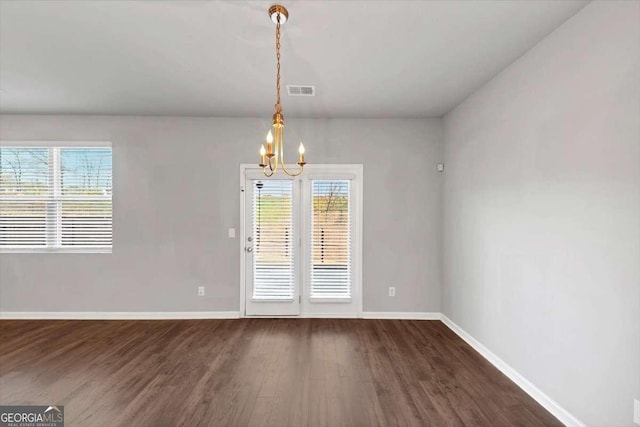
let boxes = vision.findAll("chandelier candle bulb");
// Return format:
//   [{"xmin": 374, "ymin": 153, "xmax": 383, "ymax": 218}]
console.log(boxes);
[
  {"xmin": 298, "ymin": 142, "xmax": 305, "ymax": 164},
  {"xmin": 260, "ymin": 144, "xmax": 267, "ymax": 167},
  {"xmin": 266, "ymin": 130, "xmax": 274, "ymax": 157}
]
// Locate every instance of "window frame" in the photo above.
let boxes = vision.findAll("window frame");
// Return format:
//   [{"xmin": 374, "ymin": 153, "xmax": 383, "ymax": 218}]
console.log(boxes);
[
  {"xmin": 239, "ymin": 164, "xmax": 363, "ymax": 318},
  {"xmin": 250, "ymin": 178, "xmax": 297, "ymax": 302},
  {"xmin": 306, "ymin": 177, "xmax": 354, "ymax": 303},
  {"xmin": 0, "ymin": 141, "xmax": 113, "ymax": 254}
]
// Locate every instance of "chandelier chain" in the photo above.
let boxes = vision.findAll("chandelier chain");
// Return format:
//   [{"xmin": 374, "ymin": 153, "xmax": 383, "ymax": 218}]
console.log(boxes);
[
  {"xmin": 259, "ymin": 5, "xmax": 304, "ymax": 177},
  {"xmin": 275, "ymin": 13, "xmax": 281, "ymax": 111}
]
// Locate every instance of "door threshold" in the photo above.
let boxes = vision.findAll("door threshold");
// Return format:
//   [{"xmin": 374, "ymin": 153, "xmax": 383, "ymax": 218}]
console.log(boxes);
[{"xmin": 243, "ymin": 314, "xmax": 360, "ymax": 319}]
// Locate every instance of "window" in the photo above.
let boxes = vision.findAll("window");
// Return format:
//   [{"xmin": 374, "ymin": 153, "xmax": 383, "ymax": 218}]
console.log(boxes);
[
  {"xmin": 243, "ymin": 165, "xmax": 362, "ymax": 316},
  {"xmin": 0, "ymin": 144, "xmax": 112, "ymax": 252},
  {"xmin": 252, "ymin": 179, "xmax": 294, "ymax": 300},
  {"xmin": 310, "ymin": 180, "xmax": 351, "ymax": 299}
]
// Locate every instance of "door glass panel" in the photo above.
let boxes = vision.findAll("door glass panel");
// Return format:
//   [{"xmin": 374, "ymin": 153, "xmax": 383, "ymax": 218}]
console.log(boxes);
[
  {"xmin": 252, "ymin": 179, "xmax": 294, "ymax": 300},
  {"xmin": 310, "ymin": 180, "xmax": 351, "ymax": 299}
]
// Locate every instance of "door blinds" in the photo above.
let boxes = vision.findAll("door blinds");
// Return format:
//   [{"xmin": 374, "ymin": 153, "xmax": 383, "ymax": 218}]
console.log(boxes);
[
  {"xmin": 310, "ymin": 180, "xmax": 351, "ymax": 299},
  {"xmin": 252, "ymin": 179, "xmax": 295, "ymax": 300}
]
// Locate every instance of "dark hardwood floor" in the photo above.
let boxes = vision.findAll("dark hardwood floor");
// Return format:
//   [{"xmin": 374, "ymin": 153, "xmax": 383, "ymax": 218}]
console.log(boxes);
[{"xmin": 0, "ymin": 319, "xmax": 562, "ymax": 427}]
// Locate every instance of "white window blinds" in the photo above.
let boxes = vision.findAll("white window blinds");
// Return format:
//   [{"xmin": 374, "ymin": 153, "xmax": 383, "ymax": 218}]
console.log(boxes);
[
  {"xmin": 252, "ymin": 180, "xmax": 294, "ymax": 300},
  {"xmin": 0, "ymin": 146, "xmax": 113, "ymax": 251},
  {"xmin": 310, "ymin": 180, "xmax": 351, "ymax": 299}
]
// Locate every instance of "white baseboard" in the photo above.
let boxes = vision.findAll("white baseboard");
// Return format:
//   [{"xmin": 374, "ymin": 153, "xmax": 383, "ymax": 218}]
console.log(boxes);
[
  {"xmin": 440, "ymin": 314, "xmax": 585, "ymax": 427},
  {"xmin": 361, "ymin": 312, "xmax": 442, "ymax": 320},
  {"xmin": 0, "ymin": 311, "xmax": 241, "ymax": 320},
  {"xmin": 1, "ymin": 311, "xmax": 437, "ymax": 320}
]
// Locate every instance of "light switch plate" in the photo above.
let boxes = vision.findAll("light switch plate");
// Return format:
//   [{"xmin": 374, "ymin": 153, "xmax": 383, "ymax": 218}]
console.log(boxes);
[
  {"xmin": 198, "ymin": 286, "xmax": 205, "ymax": 297},
  {"xmin": 436, "ymin": 163, "xmax": 445, "ymax": 172},
  {"xmin": 228, "ymin": 228, "xmax": 236, "ymax": 238}
]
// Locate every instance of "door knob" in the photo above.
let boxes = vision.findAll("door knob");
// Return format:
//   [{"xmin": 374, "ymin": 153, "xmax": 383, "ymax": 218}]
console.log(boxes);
[{"xmin": 246, "ymin": 247, "xmax": 253, "ymax": 253}]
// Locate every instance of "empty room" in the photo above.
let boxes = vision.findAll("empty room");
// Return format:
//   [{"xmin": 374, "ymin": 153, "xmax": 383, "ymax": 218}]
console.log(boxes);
[{"xmin": 0, "ymin": 1, "xmax": 638, "ymax": 426}]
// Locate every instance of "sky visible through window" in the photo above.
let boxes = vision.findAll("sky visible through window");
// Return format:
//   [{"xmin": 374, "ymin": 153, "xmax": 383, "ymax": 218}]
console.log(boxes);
[
  {"xmin": 0, "ymin": 147, "xmax": 112, "ymax": 195},
  {"xmin": 0, "ymin": 146, "xmax": 113, "ymax": 249},
  {"xmin": 60, "ymin": 148, "xmax": 112, "ymax": 195}
]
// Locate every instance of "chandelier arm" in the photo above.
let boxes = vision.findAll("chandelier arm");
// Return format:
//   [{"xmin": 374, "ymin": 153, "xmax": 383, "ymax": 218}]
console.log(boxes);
[
  {"xmin": 277, "ymin": 126, "xmax": 304, "ymax": 177},
  {"xmin": 268, "ymin": 150, "xmax": 277, "ymax": 172},
  {"xmin": 261, "ymin": 133, "xmax": 278, "ymax": 176},
  {"xmin": 279, "ymin": 161, "xmax": 304, "ymax": 177},
  {"xmin": 280, "ymin": 163, "xmax": 304, "ymax": 177}
]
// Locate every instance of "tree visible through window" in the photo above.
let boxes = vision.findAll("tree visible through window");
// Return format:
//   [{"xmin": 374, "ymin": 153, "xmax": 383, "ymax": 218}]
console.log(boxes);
[
  {"xmin": 311, "ymin": 180, "xmax": 351, "ymax": 299},
  {"xmin": 0, "ymin": 145, "xmax": 113, "ymax": 250}
]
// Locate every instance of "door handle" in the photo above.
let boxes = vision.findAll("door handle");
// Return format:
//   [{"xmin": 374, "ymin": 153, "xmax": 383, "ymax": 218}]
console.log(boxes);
[{"xmin": 246, "ymin": 247, "xmax": 253, "ymax": 253}]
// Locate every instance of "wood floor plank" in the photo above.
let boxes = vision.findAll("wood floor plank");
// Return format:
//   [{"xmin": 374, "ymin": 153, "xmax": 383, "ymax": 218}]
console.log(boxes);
[{"xmin": 0, "ymin": 319, "xmax": 563, "ymax": 427}]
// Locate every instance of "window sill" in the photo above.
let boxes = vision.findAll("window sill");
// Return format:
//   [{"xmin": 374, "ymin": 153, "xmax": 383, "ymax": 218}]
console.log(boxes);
[{"xmin": 0, "ymin": 247, "xmax": 112, "ymax": 254}]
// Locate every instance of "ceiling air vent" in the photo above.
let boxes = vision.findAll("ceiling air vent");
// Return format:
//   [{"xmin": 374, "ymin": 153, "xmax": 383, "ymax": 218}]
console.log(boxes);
[{"xmin": 287, "ymin": 85, "xmax": 315, "ymax": 96}]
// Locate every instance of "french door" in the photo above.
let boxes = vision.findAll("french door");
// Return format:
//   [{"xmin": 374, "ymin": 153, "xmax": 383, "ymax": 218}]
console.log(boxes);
[{"xmin": 242, "ymin": 165, "xmax": 362, "ymax": 317}]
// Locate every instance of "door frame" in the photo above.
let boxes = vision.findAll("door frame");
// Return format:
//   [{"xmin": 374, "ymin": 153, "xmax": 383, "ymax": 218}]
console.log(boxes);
[{"xmin": 239, "ymin": 164, "xmax": 363, "ymax": 318}]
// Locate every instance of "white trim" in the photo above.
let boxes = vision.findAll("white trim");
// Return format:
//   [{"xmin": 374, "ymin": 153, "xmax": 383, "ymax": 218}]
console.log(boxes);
[
  {"xmin": 440, "ymin": 314, "xmax": 585, "ymax": 427},
  {"xmin": 0, "ymin": 312, "xmax": 240, "ymax": 320},
  {"xmin": 300, "ymin": 313, "xmax": 359, "ymax": 318},
  {"xmin": 0, "ymin": 312, "xmax": 430, "ymax": 320},
  {"xmin": 354, "ymin": 167, "xmax": 364, "ymax": 317},
  {"xmin": 247, "ymin": 313, "xmax": 359, "ymax": 319},
  {"xmin": 52, "ymin": 148, "xmax": 63, "ymax": 247},
  {"xmin": 239, "ymin": 166, "xmax": 247, "ymax": 316},
  {"xmin": 308, "ymin": 297, "xmax": 352, "ymax": 304},
  {"xmin": 1, "ymin": 247, "xmax": 112, "ymax": 254},
  {"xmin": 0, "ymin": 311, "xmax": 436, "ymax": 320},
  {"xmin": 361, "ymin": 312, "xmax": 442, "ymax": 320},
  {"xmin": 0, "ymin": 140, "xmax": 112, "ymax": 147},
  {"xmin": 239, "ymin": 164, "xmax": 364, "ymax": 318},
  {"xmin": 0, "ymin": 196, "xmax": 111, "ymax": 202}
]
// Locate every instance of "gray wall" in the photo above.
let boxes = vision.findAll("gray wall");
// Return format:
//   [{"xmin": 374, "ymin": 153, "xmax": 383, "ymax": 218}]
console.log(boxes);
[
  {"xmin": 442, "ymin": 2, "xmax": 639, "ymax": 426},
  {"xmin": 0, "ymin": 116, "xmax": 443, "ymax": 313}
]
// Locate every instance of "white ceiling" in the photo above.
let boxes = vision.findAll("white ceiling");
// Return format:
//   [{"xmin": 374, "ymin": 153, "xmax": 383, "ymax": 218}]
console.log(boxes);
[{"xmin": 0, "ymin": 0, "xmax": 588, "ymax": 118}]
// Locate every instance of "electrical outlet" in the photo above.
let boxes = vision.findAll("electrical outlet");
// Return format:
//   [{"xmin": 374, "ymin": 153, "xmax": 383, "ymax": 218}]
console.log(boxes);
[
  {"xmin": 198, "ymin": 286, "xmax": 205, "ymax": 297},
  {"xmin": 634, "ymin": 399, "xmax": 640, "ymax": 425},
  {"xmin": 388, "ymin": 287, "xmax": 396, "ymax": 297},
  {"xmin": 228, "ymin": 228, "xmax": 236, "ymax": 238}
]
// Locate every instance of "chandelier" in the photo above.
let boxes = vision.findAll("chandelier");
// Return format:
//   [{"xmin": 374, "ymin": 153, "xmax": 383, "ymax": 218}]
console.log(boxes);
[{"xmin": 258, "ymin": 5, "xmax": 306, "ymax": 177}]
